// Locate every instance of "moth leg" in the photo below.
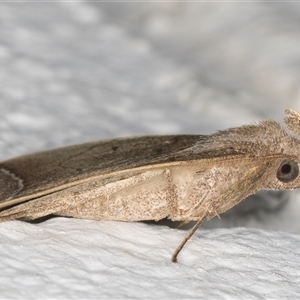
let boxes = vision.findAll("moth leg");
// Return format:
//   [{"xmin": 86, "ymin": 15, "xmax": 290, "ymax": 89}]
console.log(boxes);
[
  {"xmin": 171, "ymin": 211, "xmax": 208, "ymax": 263},
  {"xmin": 213, "ymin": 207, "xmax": 221, "ymax": 219},
  {"xmin": 175, "ymin": 220, "xmax": 190, "ymax": 229}
]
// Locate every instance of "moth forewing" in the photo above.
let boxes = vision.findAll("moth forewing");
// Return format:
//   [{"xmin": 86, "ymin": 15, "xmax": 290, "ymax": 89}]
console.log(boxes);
[
  {"xmin": 0, "ymin": 135, "xmax": 205, "ymax": 204},
  {"xmin": 0, "ymin": 156, "xmax": 273, "ymax": 224}
]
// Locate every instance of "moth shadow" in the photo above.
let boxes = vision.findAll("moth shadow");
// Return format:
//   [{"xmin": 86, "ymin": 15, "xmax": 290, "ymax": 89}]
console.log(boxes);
[{"xmin": 27, "ymin": 214, "xmax": 71, "ymax": 224}]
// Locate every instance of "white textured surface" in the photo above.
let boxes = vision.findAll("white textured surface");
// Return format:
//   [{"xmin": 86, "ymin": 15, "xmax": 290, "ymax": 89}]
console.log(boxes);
[
  {"xmin": 2, "ymin": 219, "xmax": 300, "ymax": 299},
  {"xmin": 1, "ymin": 2, "xmax": 300, "ymax": 299}
]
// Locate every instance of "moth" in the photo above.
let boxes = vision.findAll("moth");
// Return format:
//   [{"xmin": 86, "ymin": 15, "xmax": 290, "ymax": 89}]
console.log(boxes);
[{"xmin": 0, "ymin": 108, "xmax": 300, "ymax": 262}]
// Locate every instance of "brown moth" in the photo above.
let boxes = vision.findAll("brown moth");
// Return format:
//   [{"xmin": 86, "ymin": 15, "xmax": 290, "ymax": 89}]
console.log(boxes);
[{"xmin": 0, "ymin": 108, "xmax": 300, "ymax": 262}]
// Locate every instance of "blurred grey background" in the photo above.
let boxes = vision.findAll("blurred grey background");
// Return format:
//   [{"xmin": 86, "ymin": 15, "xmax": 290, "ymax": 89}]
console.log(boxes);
[{"xmin": 1, "ymin": 2, "xmax": 300, "ymax": 231}]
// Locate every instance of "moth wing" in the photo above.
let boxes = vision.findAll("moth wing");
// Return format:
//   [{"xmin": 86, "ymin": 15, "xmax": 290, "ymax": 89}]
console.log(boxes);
[
  {"xmin": 0, "ymin": 124, "xmax": 281, "ymax": 214},
  {"xmin": 0, "ymin": 135, "xmax": 203, "ymax": 208}
]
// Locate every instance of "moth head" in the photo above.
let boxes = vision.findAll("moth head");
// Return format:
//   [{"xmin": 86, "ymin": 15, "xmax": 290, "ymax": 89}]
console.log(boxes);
[
  {"xmin": 274, "ymin": 108, "xmax": 300, "ymax": 188},
  {"xmin": 284, "ymin": 108, "xmax": 300, "ymax": 136}
]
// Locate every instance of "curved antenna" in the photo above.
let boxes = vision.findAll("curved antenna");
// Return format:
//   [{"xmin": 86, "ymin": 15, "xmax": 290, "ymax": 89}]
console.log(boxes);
[{"xmin": 284, "ymin": 108, "xmax": 300, "ymax": 136}]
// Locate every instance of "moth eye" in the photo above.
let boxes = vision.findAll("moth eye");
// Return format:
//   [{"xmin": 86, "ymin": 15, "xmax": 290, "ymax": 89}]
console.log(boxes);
[{"xmin": 277, "ymin": 160, "xmax": 299, "ymax": 183}]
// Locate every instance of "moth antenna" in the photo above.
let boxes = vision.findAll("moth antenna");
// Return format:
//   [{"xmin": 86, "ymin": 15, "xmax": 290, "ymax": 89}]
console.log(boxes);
[{"xmin": 284, "ymin": 108, "xmax": 300, "ymax": 136}]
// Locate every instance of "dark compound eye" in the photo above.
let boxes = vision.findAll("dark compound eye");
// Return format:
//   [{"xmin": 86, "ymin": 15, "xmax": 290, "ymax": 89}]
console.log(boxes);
[{"xmin": 277, "ymin": 160, "xmax": 299, "ymax": 183}]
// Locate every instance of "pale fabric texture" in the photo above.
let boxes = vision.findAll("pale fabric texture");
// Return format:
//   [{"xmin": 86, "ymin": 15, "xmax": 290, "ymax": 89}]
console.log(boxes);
[{"xmin": 1, "ymin": 2, "xmax": 300, "ymax": 298}]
